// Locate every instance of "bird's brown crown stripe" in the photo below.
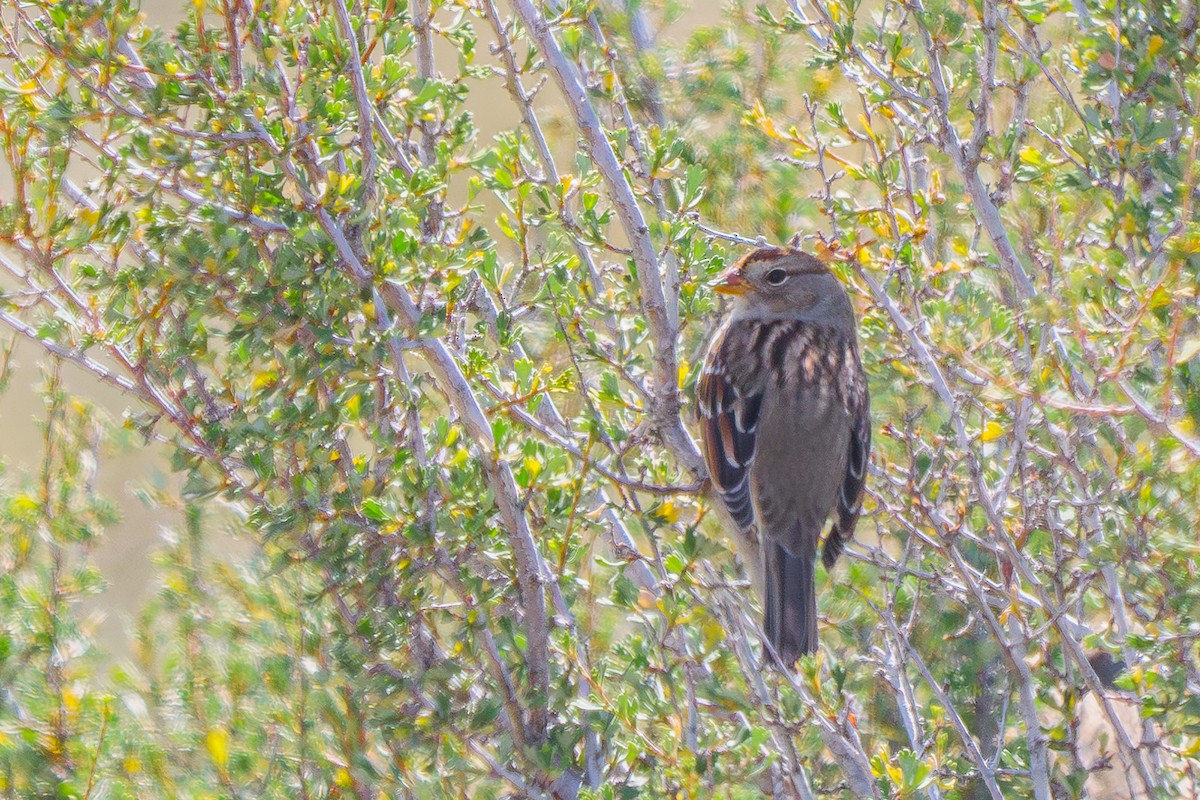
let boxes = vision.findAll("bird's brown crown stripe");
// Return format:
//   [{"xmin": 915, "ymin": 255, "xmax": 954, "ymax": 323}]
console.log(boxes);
[{"xmin": 735, "ymin": 247, "xmax": 830, "ymax": 275}]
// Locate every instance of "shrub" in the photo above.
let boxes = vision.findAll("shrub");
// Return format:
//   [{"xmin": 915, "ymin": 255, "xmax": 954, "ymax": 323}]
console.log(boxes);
[{"xmin": 1, "ymin": 0, "xmax": 1197, "ymax": 797}]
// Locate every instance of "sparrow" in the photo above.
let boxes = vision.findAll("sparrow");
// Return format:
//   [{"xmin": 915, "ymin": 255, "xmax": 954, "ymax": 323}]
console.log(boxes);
[{"xmin": 697, "ymin": 247, "xmax": 870, "ymax": 665}]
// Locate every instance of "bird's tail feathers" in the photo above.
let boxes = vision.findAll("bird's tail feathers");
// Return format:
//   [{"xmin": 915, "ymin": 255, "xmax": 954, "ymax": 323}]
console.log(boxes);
[{"xmin": 763, "ymin": 540, "xmax": 817, "ymax": 667}]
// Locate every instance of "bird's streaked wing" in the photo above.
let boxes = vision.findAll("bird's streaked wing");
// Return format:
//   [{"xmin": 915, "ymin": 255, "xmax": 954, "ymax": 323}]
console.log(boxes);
[
  {"xmin": 697, "ymin": 332, "xmax": 761, "ymax": 531},
  {"xmin": 822, "ymin": 344, "xmax": 870, "ymax": 568}
]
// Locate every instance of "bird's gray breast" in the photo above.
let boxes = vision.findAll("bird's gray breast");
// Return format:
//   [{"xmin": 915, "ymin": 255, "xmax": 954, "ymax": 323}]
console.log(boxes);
[{"xmin": 750, "ymin": 383, "xmax": 852, "ymax": 557}]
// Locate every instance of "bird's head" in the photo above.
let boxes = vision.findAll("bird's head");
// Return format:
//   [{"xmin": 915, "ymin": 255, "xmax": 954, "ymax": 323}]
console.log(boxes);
[{"xmin": 715, "ymin": 247, "xmax": 855, "ymax": 331}]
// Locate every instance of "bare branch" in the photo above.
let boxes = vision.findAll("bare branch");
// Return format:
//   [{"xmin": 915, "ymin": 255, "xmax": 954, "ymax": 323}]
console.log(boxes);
[{"xmin": 506, "ymin": 0, "xmax": 703, "ymax": 477}]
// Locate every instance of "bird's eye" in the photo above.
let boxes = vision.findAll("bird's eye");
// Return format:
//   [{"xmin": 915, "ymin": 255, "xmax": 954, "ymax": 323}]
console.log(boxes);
[{"xmin": 764, "ymin": 268, "xmax": 788, "ymax": 286}]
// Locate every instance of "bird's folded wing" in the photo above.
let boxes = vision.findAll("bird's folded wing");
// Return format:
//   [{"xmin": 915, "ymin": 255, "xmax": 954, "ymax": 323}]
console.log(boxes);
[
  {"xmin": 697, "ymin": 342, "xmax": 761, "ymax": 531},
  {"xmin": 823, "ymin": 350, "xmax": 870, "ymax": 568}
]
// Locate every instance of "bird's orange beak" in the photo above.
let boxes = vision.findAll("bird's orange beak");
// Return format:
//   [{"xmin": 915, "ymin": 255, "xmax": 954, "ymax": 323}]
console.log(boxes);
[{"xmin": 715, "ymin": 270, "xmax": 751, "ymax": 296}]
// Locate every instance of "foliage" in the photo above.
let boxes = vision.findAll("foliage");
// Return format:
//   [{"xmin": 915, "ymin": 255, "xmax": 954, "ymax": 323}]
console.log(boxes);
[{"xmin": 1, "ymin": 0, "xmax": 1198, "ymax": 797}]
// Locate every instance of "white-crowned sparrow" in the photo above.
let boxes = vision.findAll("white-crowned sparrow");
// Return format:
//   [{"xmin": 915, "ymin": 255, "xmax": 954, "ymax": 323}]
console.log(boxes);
[{"xmin": 698, "ymin": 247, "xmax": 870, "ymax": 665}]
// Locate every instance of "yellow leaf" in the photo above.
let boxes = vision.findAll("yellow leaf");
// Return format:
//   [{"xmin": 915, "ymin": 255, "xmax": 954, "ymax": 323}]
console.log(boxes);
[
  {"xmin": 811, "ymin": 71, "xmax": 833, "ymax": 98},
  {"xmin": 12, "ymin": 494, "xmax": 39, "ymax": 515},
  {"xmin": 1149, "ymin": 286, "xmax": 1172, "ymax": 309},
  {"xmin": 206, "ymin": 727, "xmax": 229, "ymax": 770},
  {"xmin": 656, "ymin": 501, "xmax": 680, "ymax": 524},
  {"xmin": 524, "ymin": 456, "xmax": 542, "ymax": 479},
  {"xmin": 749, "ymin": 100, "xmax": 779, "ymax": 139},
  {"xmin": 857, "ymin": 113, "xmax": 875, "ymax": 141},
  {"xmin": 61, "ymin": 686, "xmax": 80, "ymax": 715},
  {"xmin": 980, "ymin": 421, "xmax": 1004, "ymax": 442},
  {"xmin": 251, "ymin": 370, "xmax": 279, "ymax": 390}
]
